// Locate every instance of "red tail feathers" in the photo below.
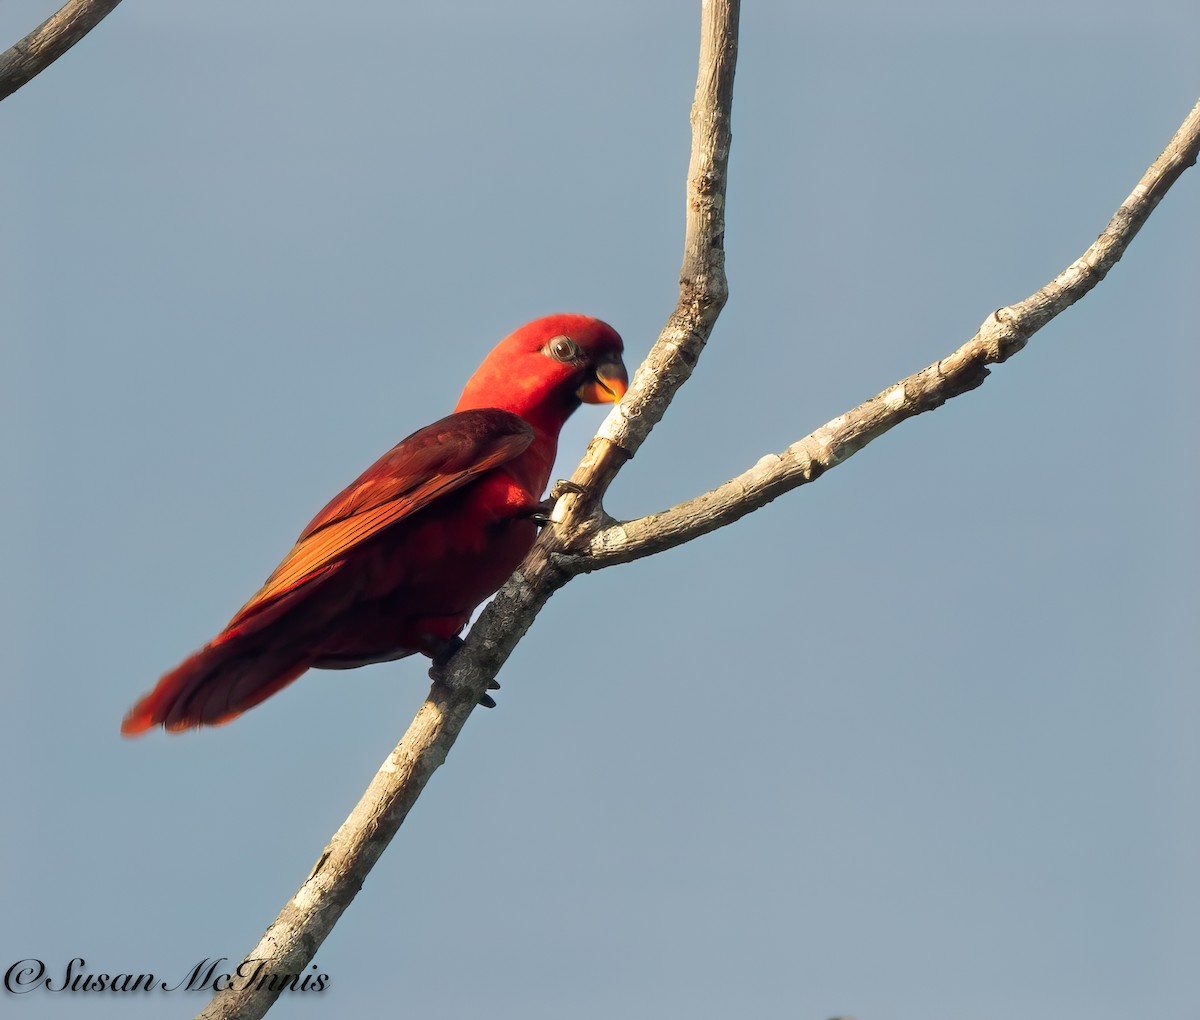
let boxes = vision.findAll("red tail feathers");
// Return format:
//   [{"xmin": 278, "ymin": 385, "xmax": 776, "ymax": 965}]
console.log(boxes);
[{"xmin": 121, "ymin": 642, "xmax": 310, "ymax": 735}]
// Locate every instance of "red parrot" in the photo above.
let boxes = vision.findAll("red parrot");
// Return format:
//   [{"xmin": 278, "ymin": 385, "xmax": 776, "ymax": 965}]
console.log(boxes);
[{"xmin": 121, "ymin": 314, "xmax": 627, "ymax": 735}]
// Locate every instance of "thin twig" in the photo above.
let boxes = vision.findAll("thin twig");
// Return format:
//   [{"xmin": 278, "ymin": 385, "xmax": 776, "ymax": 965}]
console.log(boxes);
[
  {"xmin": 194, "ymin": 3, "xmax": 742, "ymax": 1018},
  {"xmin": 577, "ymin": 97, "xmax": 1200, "ymax": 568},
  {"xmin": 0, "ymin": 0, "xmax": 123, "ymax": 101}
]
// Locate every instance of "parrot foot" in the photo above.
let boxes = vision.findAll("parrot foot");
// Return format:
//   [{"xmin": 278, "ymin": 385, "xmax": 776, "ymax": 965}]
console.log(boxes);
[
  {"xmin": 427, "ymin": 634, "xmax": 464, "ymax": 681},
  {"xmin": 550, "ymin": 479, "xmax": 587, "ymax": 500},
  {"xmin": 428, "ymin": 636, "xmax": 501, "ymax": 708},
  {"xmin": 529, "ymin": 481, "xmax": 589, "ymax": 527}
]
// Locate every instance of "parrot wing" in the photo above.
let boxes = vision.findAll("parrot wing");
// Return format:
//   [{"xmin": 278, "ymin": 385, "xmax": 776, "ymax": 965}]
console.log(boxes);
[{"xmin": 225, "ymin": 408, "xmax": 533, "ymax": 633}]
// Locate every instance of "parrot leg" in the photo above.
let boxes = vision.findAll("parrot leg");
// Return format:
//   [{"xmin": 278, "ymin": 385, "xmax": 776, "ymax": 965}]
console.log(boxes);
[
  {"xmin": 528, "ymin": 480, "xmax": 589, "ymax": 526},
  {"xmin": 427, "ymin": 635, "xmax": 500, "ymax": 707}
]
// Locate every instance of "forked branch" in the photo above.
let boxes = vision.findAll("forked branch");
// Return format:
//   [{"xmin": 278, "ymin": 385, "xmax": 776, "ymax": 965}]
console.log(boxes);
[
  {"xmin": 194, "ymin": 4, "xmax": 1197, "ymax": 1015},
  {"xmin": 194, "ymin": 3, "xmax": 742, "ymax": 1018}
]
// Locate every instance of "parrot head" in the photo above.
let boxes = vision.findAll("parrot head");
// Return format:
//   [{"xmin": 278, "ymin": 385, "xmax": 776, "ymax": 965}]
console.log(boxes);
[{"xmin": 455, "ymin": 314, "xmax": 628, "ymax": 429}]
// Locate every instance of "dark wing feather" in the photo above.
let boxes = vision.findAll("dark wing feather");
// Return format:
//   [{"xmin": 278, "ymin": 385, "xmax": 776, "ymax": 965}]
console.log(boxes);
[{"xmin": 225, "ymin": 408, "xmax": 532, "ymax": 631}]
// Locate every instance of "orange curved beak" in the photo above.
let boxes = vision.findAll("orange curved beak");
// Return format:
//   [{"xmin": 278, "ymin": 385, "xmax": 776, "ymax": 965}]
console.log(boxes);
[{"xmin": 577, "ymin": 358, "xmax": 629, "ymax": 404}]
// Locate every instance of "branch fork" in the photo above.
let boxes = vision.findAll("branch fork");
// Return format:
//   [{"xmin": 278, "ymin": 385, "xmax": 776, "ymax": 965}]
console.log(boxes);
[{"xmin": 183, "ymin": 2, "xmax": 1197, "ymax": 1014}]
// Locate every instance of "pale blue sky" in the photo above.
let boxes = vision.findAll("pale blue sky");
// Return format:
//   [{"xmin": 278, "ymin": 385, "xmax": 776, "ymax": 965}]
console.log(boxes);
[{"xmin": 2, "ymin": 2, "xmax": 1198, "ymax": 1018}]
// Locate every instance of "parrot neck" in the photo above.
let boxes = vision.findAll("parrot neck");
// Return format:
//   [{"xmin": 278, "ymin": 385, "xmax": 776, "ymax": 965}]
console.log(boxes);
[
  {"xmin": 455, "ymin": 374, "xmax": 580, "ymax": 497},
  {"xmin": 455, "ymin": 370, "xmax": 581, "ymax": 444}
]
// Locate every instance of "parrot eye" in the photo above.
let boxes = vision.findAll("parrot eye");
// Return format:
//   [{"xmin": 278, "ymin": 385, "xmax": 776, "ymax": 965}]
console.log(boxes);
[{"xmin": 546, "ymin": 335, "xmax": 581, "ymax": 363}]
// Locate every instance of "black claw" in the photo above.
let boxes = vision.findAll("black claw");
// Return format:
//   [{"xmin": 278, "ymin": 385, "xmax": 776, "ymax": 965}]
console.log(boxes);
[
  {"xmin": 526, "ymin": 497, "xmax": 557, "ymax": 527},
  {"xmin": 478, "ymin": 693, "xmax": 497, "ymax": 709},
  {"xmin": 528, "ymin": 481, "xmax": 591, "ymax": 528},
  {"xmin": 487, "ymin": 678, "xmax": 501, "ymax": 690}
]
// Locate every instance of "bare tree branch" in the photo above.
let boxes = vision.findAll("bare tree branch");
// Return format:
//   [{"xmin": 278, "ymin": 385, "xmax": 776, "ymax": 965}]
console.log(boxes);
[
  {"xmin": 0, "ymin": 0, "xmax": 123, "ymax": 102},
  {"xmin": 578, "ymin": 96, "xmax": 1200, "ymax": 569},
  {"xmin": 193, "ymin": 1, "xmax": 1196, "ymax": 1010},
  {"xmin": 195, "ymin": 3, "xmax": 741, "ymax": 1018}
]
